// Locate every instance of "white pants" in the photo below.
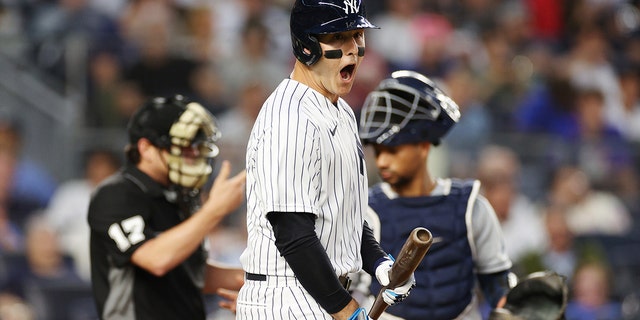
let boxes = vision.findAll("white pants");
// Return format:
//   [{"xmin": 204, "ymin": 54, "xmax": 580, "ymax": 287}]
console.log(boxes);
[{"xmin": 236, "ymin": 275, "xmax": 332, "ymax": 320}]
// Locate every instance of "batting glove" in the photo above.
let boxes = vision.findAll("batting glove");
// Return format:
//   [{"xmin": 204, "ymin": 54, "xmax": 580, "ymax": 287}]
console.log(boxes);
[
  {"xmin": 348, "ymin": 307, "xmax": 372, "ymax": 320},
  {"xmin": 374, "ymin": 255, "xmax": 416, "ymax": 306}
]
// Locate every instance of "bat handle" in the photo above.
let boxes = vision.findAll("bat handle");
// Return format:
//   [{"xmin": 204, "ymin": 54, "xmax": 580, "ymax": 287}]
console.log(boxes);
[{"xmin": 369, "ymin": 288, "xmax": 389, "ymax": 320}]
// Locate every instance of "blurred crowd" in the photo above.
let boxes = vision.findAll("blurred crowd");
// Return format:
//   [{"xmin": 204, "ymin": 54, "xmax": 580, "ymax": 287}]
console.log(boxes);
[{"xmin": 1, "ymin": 0, "xmax": 640, "ymax": 319}]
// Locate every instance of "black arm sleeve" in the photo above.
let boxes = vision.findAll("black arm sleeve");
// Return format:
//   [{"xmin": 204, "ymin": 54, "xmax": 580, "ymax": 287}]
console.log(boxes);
[
  {"xmin": 267, "ymin": 211, "xmax": 352, "ymax": 314},
  {"xmin": 360, "ymin": 221, "xmax": 387, "ymax": 275},
  {"xmin": 478, "ymin": 270, "xmax": 511, "ymax": 308}
]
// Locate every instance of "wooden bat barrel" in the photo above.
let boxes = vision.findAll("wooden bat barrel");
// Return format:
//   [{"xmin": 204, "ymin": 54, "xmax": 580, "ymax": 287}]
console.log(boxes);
[{"xmin": 369, "ymin": 227, "xmax": 433, "ymax": 319}]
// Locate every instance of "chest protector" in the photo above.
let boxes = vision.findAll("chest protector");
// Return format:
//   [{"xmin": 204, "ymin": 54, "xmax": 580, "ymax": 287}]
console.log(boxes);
[{"xmin": 369, "ymin": 179, "xmax": 478, "ymax": 320}]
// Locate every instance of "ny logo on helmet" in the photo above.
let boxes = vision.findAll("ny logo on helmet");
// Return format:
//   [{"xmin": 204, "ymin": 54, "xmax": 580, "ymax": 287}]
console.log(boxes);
[{"xmin": 343, "ymin": 0, "xmax": 360, "ymax": 14}]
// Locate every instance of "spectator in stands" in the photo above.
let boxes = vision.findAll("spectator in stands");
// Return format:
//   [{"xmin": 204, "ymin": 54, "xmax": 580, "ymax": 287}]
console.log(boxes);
[
  {"xmin": 516, "ymin": 204, "xmax": 578, "ymax": 280},
  {"xmin": 441, "ymin": 65, "xmax": 492, "ymax": 178},
  {"xmin": 189, "ymin": 63, "xmax": 230, "ymax": 116},
  {"xmin": 0, "ymin": 136, "xmax": 23, "ymax": 252},
  {"xmin": 0, "ymin": 113, "xmax": 56, "ymax": 230},
  {"xmin": 476, "ymin": 145, "xmax": 546, "ymax": 265},
  {"xmin": 547, "ymin": 165, "xmax": 632, "ymax": 236},
  {"xmin": 209, "ymin": 0, "xmax": 291, "ymax": 67},
  {"xmin": 182, "ymin": 4, "xmax": 217, "ymax": 63},
  {"xmin": 565, "ymin": 261, "xmax": 623, "ymax": 320},
  {"xmin": 566, "ymin": 26, "xmax": 625, "ymax": 134},
  {"xmin": 540, "ymin": 205, "xmax": 577, "ymax": 280},
  {"xmin": 413, "ymin": 13, "xmax": 455, "ymax": 79},
  {"xmin": 549, "ymin": 87, "xmax": 633, "ymax": 191},
  {"xmin": 45, "ymin": 147, "xmax": 121, "ymax": 281},
  {"xmin": 1, "ymin": 215, "xmax": 90, "ymax": 320},
  {"xmin": 118, "ymin": 0, "xmax": 181, "ymax": 59},
  {"xmin": 367, "ymin": 0, "xmax": 425, "ymax": 70},
  {"xmin": 217, "ymin": 82, "xmax": 268, "ymax": 171},
  {"xmin": 0, "ymin": 209, "xmax": 22, "ymax": 253},
  {"xmin": 615, "ymin": 63, "xmax": 640, "ymax": 143},
  {"xmin": 0, "ymin": 1, "xmax": 28, "ymax": 59},
  {"xmin": 0, "ymin": 292, "xmax": 34, "ymax": 320},
  {"xmin": 218, "ymin": 17, "xmax": 287, "ymax": 106},
  {"xmin": 86, "ymin": 50, "xmax": 130, "ymax": 128},
  {"xmin": 613, "ymin": 165, "xmax": 640, "ymax": 233},
  {"xmin": 476, "ymin": 25, "xmax": 530, "ymax": 133},
  {"xmin": 214, "ymin": 82, "xmax": 268, "ymax": 233},
  {"xmin": 121, "ymin": 7, "xmax": 200, "ymax": 99},
  {"xmin": 24, "ymin": 0, "xmax": 124, "ymax": 83},
  {"xmin": 515, "ymin": 62, "xmax": 579, "ymax": 139}
]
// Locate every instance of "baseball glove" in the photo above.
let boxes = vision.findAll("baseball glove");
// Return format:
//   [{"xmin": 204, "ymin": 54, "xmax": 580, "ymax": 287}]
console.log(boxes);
[{"xmin": 488, "ymin": 271, "xmax": 568, "ymax": 320}]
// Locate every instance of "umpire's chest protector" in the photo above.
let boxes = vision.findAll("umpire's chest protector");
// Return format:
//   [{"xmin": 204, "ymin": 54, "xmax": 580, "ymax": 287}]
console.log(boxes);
[{"xmin": 369, "ymin": 179, "xmax": 477, "ymax": 320}]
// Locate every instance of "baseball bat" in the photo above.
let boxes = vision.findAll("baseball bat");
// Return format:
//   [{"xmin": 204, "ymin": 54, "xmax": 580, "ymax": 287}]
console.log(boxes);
[{"xmin": 369, "ymin": 227, "xmax": 433, "ymax": 320}]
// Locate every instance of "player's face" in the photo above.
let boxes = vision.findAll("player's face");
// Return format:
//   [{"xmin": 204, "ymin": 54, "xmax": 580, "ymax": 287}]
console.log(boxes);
[
  {"xmin": 372, "ymin": 143, "xmax": 428, "ymax": 191},
  {"xmin": 137, "ymin": 138, "xmax": 171, "ymax": 185},
  {"xmin": 312, "ymin": 29, "xmax": 366, "ymax": 102}
]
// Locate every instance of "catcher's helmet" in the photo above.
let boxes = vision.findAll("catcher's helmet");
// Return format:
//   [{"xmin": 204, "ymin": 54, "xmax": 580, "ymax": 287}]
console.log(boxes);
[
  {"xmin": 359, "ymin": 70, "xmax": 461, "ymax": 146},
  {"xmin": 128, "ymin": 95, "xmax": 221, "ymax": 189},
  {"xmin": 290, "ymin": 0, "xmax": 378, "ymax": 66}
]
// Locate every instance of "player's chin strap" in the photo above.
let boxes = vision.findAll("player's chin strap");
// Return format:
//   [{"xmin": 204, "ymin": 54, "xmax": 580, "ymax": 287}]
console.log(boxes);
[{"xmin": 324, "ymin": 47, "xmax": 366, "ymax": 59}]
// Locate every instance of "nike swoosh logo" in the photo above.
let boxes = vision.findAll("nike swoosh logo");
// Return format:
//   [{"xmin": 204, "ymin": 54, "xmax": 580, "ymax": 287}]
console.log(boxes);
[{"xmin": 330, "ymin": 124, "xmax": 338, "ymax": 136}]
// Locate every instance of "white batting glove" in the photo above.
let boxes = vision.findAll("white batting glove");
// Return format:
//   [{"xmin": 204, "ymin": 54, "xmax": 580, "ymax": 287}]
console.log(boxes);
[
  {"xmin": 374, "ymin": 255, "xmax": 416, "ymax": 306},
  {"xmin": 375, "ymin": 255, "xmax": 394, "ymax": 286},
  {"xmin": 382, "ymin": 273, "xmax": 415, "ymax": 305}
]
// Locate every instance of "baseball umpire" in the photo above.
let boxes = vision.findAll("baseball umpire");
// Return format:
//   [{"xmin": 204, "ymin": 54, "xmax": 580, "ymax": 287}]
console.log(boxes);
[
  {"xmin": 87, "ymin": 95, "xmax": 246, "ymax": 319},
  {"xmin": 236, "ymin": 1, "xmax": 415, "ymax": 319},
  {"xmin": 358, "ymin": 70, "xmax": 514, "ymax": 319}
]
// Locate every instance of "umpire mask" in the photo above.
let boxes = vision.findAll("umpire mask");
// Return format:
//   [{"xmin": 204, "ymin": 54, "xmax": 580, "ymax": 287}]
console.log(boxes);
[
  {"xmin": 128, "ymin": 95, "xmax": 221, "ymax": 189},
  {"xmin": 165, "ymin": 102, "xmax": 220, "ymax": 189}
]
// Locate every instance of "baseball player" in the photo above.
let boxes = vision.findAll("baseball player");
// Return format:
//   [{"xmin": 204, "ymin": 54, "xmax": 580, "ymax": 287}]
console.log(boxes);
[
  {"xmin": 87, "ymin": 95, "xmax": 246, "ymax": 319},
  {"xmin": 236, "ymin": 1, "xmax": 415, "ymax": 319},
  {"xmin": 358, "ymin": 70, "xmax": 514, "ymax": 319}
]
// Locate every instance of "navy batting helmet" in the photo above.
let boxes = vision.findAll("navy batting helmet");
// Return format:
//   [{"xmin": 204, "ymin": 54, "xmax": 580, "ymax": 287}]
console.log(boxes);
[
  {"xmin": 359, "ymin": 70, "xmax": 461, "ymax": 146},
  {"xmin": 290, "ymin": 0, "xmax": 378, "ymax": 66}
]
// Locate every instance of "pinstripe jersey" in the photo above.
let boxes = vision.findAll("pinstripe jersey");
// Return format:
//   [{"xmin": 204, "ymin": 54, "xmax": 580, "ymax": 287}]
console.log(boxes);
[{"xmin": 240, "ymin": 78, "xmax": 368, "ymax": 278}]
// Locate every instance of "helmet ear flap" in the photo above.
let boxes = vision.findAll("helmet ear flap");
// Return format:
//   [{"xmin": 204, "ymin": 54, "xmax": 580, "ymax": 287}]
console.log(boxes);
[{"xmin": 291, "ymin": 31, "xmax": 322, "ymax": 66}]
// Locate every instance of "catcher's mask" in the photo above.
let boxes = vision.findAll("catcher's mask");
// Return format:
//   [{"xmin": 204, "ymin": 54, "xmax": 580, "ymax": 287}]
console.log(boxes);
[
  {"xmin": 359, "ymin": 70, "xmax": 460, "ymax": 147},
  {"xmin": 128, "ymin": 95, "xmax": 221, "ymax": 189}
]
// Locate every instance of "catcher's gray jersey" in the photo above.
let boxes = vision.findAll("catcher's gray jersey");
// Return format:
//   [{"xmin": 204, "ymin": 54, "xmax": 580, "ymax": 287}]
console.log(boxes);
[{"xmin": 239, "ymin": 77, "xmax": 367, "ymax": 278}]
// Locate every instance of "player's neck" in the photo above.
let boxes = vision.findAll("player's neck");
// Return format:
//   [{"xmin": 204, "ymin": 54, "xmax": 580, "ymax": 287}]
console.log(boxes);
[
  {"xmin": 290, "ymin": 62, "xmax": 339, "ymax": 103},
  {"xmin": 421, "ymin": 175, "xmax": 437, "ymax": 196},
  {"xmin": 395, "ymin": 172, "xmax": 435, "ymax": 197}
]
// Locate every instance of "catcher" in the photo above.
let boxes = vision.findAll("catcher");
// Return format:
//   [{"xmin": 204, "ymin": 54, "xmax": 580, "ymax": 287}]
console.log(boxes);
[{"xmin": 357, "ymin": 70, "xmax": 514, "ymax": 319}]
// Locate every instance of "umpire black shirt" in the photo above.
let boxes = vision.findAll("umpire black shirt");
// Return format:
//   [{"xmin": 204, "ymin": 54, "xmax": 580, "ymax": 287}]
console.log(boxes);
[{"xmin": 88, "ymin": 165, "xmax": 207, "ymax": 320}]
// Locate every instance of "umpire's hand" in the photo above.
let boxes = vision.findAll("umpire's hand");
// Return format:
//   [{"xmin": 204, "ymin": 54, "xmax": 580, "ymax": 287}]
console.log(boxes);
[{"xmin": 203, "ymin": 160, "xmax": 246, "ymax": 218}]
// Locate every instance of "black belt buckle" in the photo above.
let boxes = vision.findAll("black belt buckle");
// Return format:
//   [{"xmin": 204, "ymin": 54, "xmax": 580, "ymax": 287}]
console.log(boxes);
[
  {"xmin": 246, "ymin": 272, "xmax": 266, "ymax": 281},
  {"xmin": 339, "ymin": 275, "xmax": 351, "ymax": 291}
]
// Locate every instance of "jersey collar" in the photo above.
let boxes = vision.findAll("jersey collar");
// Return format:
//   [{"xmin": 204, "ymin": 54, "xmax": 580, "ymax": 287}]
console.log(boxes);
[
  {"xmin": 123, "ymin": 165, "xmax": 169, "ymax": 198},
  {"xmin": 380, "ymin": 178, "xmax": 452, "ymax": 199}
]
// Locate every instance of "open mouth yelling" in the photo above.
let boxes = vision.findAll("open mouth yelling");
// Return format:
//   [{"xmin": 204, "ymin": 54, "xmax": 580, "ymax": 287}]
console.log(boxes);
[{"xmin": 340, "ymin": 64, "xmax": 355, "ymax": 81}]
